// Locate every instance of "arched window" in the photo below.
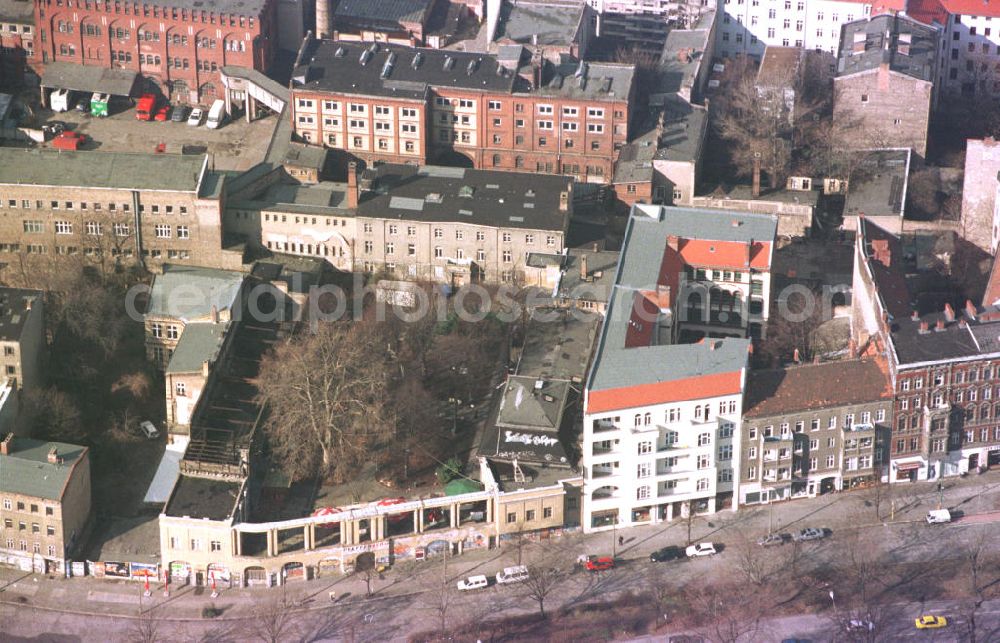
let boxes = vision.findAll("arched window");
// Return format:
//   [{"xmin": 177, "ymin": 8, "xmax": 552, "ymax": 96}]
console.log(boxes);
[{"xmin": 643, "ymin": 412, "xmax": 652, "ymax": 425}]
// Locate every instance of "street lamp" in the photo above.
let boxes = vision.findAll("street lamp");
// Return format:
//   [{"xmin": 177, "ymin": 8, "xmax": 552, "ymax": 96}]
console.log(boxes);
[
  {"xmin": 829, "ymin": 589, "xmax": 837, "ymax": 612},
  {"xmin": 937, "ymin": 481, "xmax": 944, "ymax": 510}
]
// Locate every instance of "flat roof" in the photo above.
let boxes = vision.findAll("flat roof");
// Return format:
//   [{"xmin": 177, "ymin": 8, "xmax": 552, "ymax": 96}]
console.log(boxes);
[
  {"xmin": 293, "ymin": 40, "xmax": 515, "ymax": 100},
  {"xmin": 843, "ymin": 149, "xmax": 911, "ymax": 218},
  {"xmin": 0, "ymin": 287, "xmax": 41, "ymax": 342},
  {"xmin": 557, "ymin": 249, "xmax": 619, "ymax": 305},
  {"xmin": 164, "ymin": 475, "xmax": 241, "ymax": 521},
  {"xmin": 283, "ymin": 142, "xmax": 327, "ymax": 171},
  {"xmin": 0, "ymin": 0, "xmax": 32, "ymax": 24},
  {"xmin": 146, "ymin": 265, "xmax": 245, "ymax": 320},
  {"xmin": 220, "ymin": 66, "xmax": 290, "ymax": 104},
  {"xmin": 40, "ymin": 62, "xmax": 138, "ymax": 96},
  {"xmin": 837, "ymin": 14, "xmax": 940, "ymax": 82},
  {"xmin": 494, "ymin": 0, "xmax": 584, "ymax": 47},
  {"xmin": 656, "ymin": 20, "xmax": 714, "ymax": 96},
  {"xmin": 0, "ymin": 148, "xmax": 207, "ymax": 192},
  {"xmin": 517, "ymin": 307, "xmax": 599, "ymax": 382},
  {"xmin": 358, "ymin": 164, "xmax": 571, "ymax": 231},
  {"xmin": 744, "ymin": 358, "xmax": 893, "ymax": 418},
  {"xmin": 756, "ymin": 47, "xmax": 802, "ymax": 88},
  {"xmin": 0, "ymin": 438, "xmax": 87, "ymax": 501}
]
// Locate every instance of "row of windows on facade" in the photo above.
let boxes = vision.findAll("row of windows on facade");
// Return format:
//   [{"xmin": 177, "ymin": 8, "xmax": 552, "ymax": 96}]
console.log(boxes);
[
  {"xmin": 630, "ymin": 401, "xmax": 740, "ymax": 428},
  {"xmin": 297, "ymin": 115, "xmax": 420, "ymax": 134},
  {"xmin": 46, "ymin": 0, "xmax": 257, "ymax": 28},
  {"xmin": 897, "ymin": 403, "xmax": 1000, "ymax": 431},
  {"xmin": 299, "ymin": 98, "xmax": 621, "ymax": 122},
  {"xmin": 504, "ymin": 506, "xmax": 554, "ymax": 523},
  {"xmin": 897, "ymin": 427, "xmax": 1000, "ymax": 454},
  {"xmin": 902, "ymin": 367, "xmax": 998, "ymax": 390},
  {"xmin": 167, "ymin": 536, "xmax": 224, "ymax": 551},
  {"xmin": 630, "ymin": 476, "xmax": 719, "ymax": 501},
  {"xmin": 746, "ymin": 435, "xmax": 873, "ymax": 461},
  {"xmin": 265, "ymin": 240, "xmax": 345, "ymax": 258},
  {"xmin": 306, "ymin": 131, "xmax": 419, "ymax": 153},
  {"xmin": 3, "ymin": 518, "xmax": 58, "ymax": 537},
  {"xmin": 4, "ymin": 539, "xmax": 57, "ymax": 556},
  {"xmin": 742, "ymin": 455, "xmax": 874, "ymax": 482},
  {"xmin": 747, "ymin": 410, "xmax": 885, "ymax": 437},
  {"xmin": 21, "ymin": 220, "xmax": 189, "ymax": 238},
  {"xmin": 261, "ymin": 214, "xmax": 349, "ymax": 226},
  {"xmin": 2, "ymin": 23, "xmax": 32, "ymax": 34},
  {"xmin": 360, "ymin": 242, "xmax": 526, "ymax": 264},
  {"xmin": 358, "ymin": 261, "xmax": 518, "ymax": 282},
  {"xmin": 0, "ymin": 243, "xmax": 189, "ymax": 259},
  {"xmin": 3, "ymin": 199, "xmax": 188, "ymax": 215},
  {"xmin": 2, "ymin": 499, "xmax": 55, "ymax": 515}
]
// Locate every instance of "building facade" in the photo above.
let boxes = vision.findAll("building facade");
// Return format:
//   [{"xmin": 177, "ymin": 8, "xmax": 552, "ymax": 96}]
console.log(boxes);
[
  {"xmin": 833, "ymin": 15, "xmax": 941, "ymax": 158},
  {"xmin": 0, "ymin": 288, "xmax": 44, "ymax": 393},
  {"xmin": 740, "ymin": 358, "xmax": 893, "ymax": 504},
  {"xmin": 32, "ymin": 0, "xmax": 277, "ymax": 104},
  {"xmin": 0, "ymin": 149, "xmax": 240, "ymax": 274},
  {"xmin": 290, "ymin": 39, "xmax": 635, "ymax": 184},
  {"xmin": 0, "ymin": 435, "xmax": 91, "ymax": 573},
  {"xmin": 0, "ymin": 0, "xmax": 35, "ymax": 84}
]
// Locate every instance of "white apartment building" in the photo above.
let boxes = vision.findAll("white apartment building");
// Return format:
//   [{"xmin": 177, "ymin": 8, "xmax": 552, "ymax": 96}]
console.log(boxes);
[
  {"xmin": 718, "ymin": 0, "xmax": 881, "ymax": 59},
  {"xmin": 933, "ymin": 5, "xmax": 1000, "ymax": 96},
  {"xmin": 580, "ymin": 205, "xmax": 776, "ymax": 532}
]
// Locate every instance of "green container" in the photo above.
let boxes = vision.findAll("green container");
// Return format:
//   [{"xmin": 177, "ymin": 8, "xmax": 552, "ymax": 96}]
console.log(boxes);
[{"xmin": 90, "ymin": 92, "xmax": 109, "ymax": 117}]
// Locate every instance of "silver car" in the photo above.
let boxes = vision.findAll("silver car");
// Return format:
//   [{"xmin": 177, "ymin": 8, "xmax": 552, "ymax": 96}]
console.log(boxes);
[{"xmin": 792, "ymin": 528, "xmax": 825, "ymax": 542}]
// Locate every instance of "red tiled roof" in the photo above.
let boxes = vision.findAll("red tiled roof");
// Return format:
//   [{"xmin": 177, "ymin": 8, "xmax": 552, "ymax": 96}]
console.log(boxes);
[
  {"xmin": 624, "ymin": 292, "xmax": 660, "ymax": 348},
  {"xmin": 907, "ymin": 0, "xmax": 949, "ymax": 25},
  {"xmin": 678, "ymin": 239, "xmax": 771, "ymax": 270},
  {"xmin": 743, "ymin": 358, "xmax": 893, "ymax": 418},
  {"xmin": 938, "ymin": 0, "xmax": 1000, "ymax": 18},
  {"xmin": 586, "ymin": 370, "xmax": 743, "ymax": 414}
]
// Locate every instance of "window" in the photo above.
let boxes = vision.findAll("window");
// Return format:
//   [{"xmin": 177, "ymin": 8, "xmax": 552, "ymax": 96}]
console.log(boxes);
[
  {"xmin": 637, "ymin": 462, "xmax": 651, "ymax": 478},
  {"xmin": 543, "ymin": 507, "xmax": 552, "ymax": 519},
  {"xmin": 22, "ymin": 220, "xmax": 43, "ymax": 233},
  {"xmin": 151, "ymin": 323, "xmax": 163, "ymax": 339},
  {"xmin": 827, "ymin": 437, "xmax": 836, "ymax": 448},
  {"xmin": 638, "ymin": 441, "xmax": 652, "ymax": 455},
  {"xmin": 488, "ymin": 100, "xmax": 501, "ymax": 110},
  {"xmin": 506, "ymin": 512, "xmax": 516, "ymax": 524},
  {"xmin": 718, "ymin": 444, "xmax": 732, "ymax": 460},
  {"xmin": 698, "ymin": 432, "xmax": 711, "ymax": 446},
  {"xmin": 826, "ymin": 455, "xmax": 835, "ymax": 467},
  {"xmin": 190, "ymin": 539, "xmax": 202, "ymax": 551},
  {"xmin": 54, "ymin": 221, "xmax": 72, "ymax": 234},
  {"xmin": 502, "ymin": 250, "xmax": 512, "ymax": 263},
  {"xmin": 155, "ymin": 224, "xmax": 171, "ymax": 238},
  {"xmin": 210, "ymin": 540, "xmax": 222, "ymax": 552},
  {"xmin": 175, "ymin": 382, "xmax": 186, "ymax": 397},
  {"xmin": 697, "ymin": 454, "xmax": 711, "ymax": 469},
  {"xmin": 537, "ymin": 104, "xmax": 553, "ymax": 114},
  {"xmin": 562, "ymin": 122, "xmax": 578, "ymax": 132},
  {"xmin": 696, "ymin": 478, "xmax": 710, "ymax": 491}
]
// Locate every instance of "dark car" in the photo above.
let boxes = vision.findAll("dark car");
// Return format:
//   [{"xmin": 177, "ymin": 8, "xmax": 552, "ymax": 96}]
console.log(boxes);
[
  {"xmin": 170, "ymin": 105, "xmax": 190, "ymax": 123},
  {"xmin": 74, "ymin": 98, "xmax": 91, "ymax": 113},
  {"xmin": 650, "ymin": 546, "xmax": 683, "ymax": 562}
]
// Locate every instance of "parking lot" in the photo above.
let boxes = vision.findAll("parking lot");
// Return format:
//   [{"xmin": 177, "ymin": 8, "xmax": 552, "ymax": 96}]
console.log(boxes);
[{"xmin": 37, "ymin": 95, "xmax": 279, "ymax": 171}]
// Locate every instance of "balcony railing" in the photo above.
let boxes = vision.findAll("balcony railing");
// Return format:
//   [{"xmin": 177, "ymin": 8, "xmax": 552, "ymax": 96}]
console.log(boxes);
[{"xmin": 593, "ymin": 420, "xmax": 618, "ymax": 433}]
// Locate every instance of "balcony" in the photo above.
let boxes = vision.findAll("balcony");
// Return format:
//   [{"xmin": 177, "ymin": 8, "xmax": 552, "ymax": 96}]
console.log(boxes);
[
  {"xmin": 591, "ymin": 485, "xmax": 620, "ymax": 500},
  {"xmin": 844, "ymin": 422, "xmax": 876, "ymax": 433},
  {"xmin": 593, "ymin": 420, "xmax": 618, "ymax": 434},
  {"xmin": 591, "ymin": 443, "xmax": 617, "ymax": 456},
  {"xmin": 591, "ymin": 466, "xmax": 618, "ymax": 479}
]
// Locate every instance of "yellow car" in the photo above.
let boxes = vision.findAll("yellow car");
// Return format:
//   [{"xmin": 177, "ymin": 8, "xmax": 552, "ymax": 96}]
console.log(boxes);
[{"xmin": 914, "ymin": 615, "xmax": 948, "ymax": 629}]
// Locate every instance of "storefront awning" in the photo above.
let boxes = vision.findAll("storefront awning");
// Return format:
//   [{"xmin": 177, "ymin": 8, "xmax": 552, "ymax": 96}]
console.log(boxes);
[{"xmin": 895, "ymin": 462, "xmax": 922, "ymax": 471}]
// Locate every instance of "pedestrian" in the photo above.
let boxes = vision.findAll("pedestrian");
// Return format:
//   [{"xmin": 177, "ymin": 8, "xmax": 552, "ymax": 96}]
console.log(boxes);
[
  {"xmin": 329, "ymin": 590, "xmax": 336, "ymax": 602},
  {"xmin": 618, "ymin": 536, "xmax": 624, "ymax": 547}
]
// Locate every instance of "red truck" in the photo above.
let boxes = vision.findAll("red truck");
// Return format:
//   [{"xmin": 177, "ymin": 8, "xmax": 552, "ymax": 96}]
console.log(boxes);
[
  {"xmin": 51, "ymin": 131, "xmax": 87, "ymax": 150},
  {"xmin": 135, "ymin": 93, "xmax": 156, "ymax": 121}
]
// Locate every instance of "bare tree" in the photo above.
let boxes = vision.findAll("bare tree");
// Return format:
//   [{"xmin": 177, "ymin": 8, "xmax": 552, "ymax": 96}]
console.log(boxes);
[
  {"xmin": 960, "ymin": 527, "xmax": 992, "ymax": 643},
  {"xmin": 250, "ymin": 590, "xmax": 298, "ymax": 643},
  {"xmin": 19, "ymin": 388, "xmax": 84, "ymax": 442},
  {"xmin": 523, "ymin": 557, "xmax": 570, "ymax": 618},
  {"xmin": 732, "ymin": 536, "xmax": 775, "ymax": 587},
  {"xmin": 130, "ymin": 605, "xmax": 161, "ymax": 643},
  {"xmin": 256, "ymin": 321, "xmax": 395, "ymax": 482},
  {"xmin": 687, "ymin": 581, "xmax": 763, "ymax": 643}
]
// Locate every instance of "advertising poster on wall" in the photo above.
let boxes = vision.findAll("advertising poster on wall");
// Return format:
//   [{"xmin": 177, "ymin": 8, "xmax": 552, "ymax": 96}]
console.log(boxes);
[
  {"xmin": 129, "ymin": 562, "xmax": 158, "ymax": 580},
  {"xmin": 103, "ymin": 561, "xmax": 130, "ymax": 578}
]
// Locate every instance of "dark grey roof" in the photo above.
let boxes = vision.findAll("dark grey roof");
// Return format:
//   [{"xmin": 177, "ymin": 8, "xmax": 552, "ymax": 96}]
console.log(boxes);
[
  {"xmin": 891, "ymin": 312, "xmax": 998, "ymax": 365},
  {"xmin": 0, "ymin": 287, "xmax": 41, "ymax": 342},
  {"xmin": 283, "ymin": 142, "xmax": 327, "ymax": 171},
  {"xmin": 335, "ymin": 0, "xmax": 432, "ymax": 24},
  {"xmin": 220, "ymin": 66, "xmax": 289, "ymax": 103},
  {"xmin": 164, "ymin": 475, "xmax": 241, "ymax": 521},
  {"xmin": 616, "ymin": 103, "xmax": 707, "ymax": 183},
  {"xmin": 0, "ymin": 0, "xmax": 33, "ymax": 24},
  {"xmin": 516, "ymin": 307, "xmax": 599, "ymax": 382},
  {"xmin": 494, "ymin": 0, "xmax": 584, "ymax": 47},
  {"xmin": 40, "ymin": 62, "xmax": 138, "ymax": 96},
  {"xmin": 165, "ymin": 322, "xmax": 230, "ymax": 374},
  {"xmin": 656, "ymin": 24, "xmax": 713, "ymax": 95},
  {"xmin": 357, "ymin": 164, "xmax": 571, "ymax": 231},
  {"xmin": 497, "ymin": 376, "xmax": 570, "ymax": 432},
  {"xmin": 1, "ymin": 438, "xmax": 88, "ymax": 501},
  {"xmin": 843, "ymin": 148, "xmax": 911, "ymax": 218},
  {"xmin": 557, "ymin": 249, "xmax": 619, "ymax": 305},
  {"xmin": 520, "ymin": 59, "xmax": 635, "ymax": 102},
  {"xmin": 0, "ymin": 148, "xmax": 207, "ymax": 192},
  {"xmin": 292, "ymin": 40, "xmax": 515, "ymax": 100},
  {"xmin": 836, "ymin": 14, "xmax": 940, "ymax": 82}
]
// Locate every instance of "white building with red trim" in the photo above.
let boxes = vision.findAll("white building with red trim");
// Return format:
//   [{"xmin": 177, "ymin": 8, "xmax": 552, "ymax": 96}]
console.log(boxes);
[{"xmin": 581, "ymin": 205, "xmax": 776, "ymax": 532}]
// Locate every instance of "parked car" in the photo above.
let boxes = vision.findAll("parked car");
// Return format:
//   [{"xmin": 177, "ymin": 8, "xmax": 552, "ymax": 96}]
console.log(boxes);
[
  {"xmin": 792, "ymin": 528, "xmax": 825, "ymax": 542},
  {"xmin": 685, "ymin": 542, "xmax": 717, "ymax": 557},
  {"xmin": 926, "ymin": 509, "xmax": 952, "ymax": 524},
  {"xmin": 187, "ymin": 107, "xmax": 204, "ymax": 126},
  {"xmin": 914, "ymin": 615, "xmax": 947, "ymax": 629},
  {"xmin": 495, "ymin": 565, "xmax": 529, "ymax": 584},
  {"xmin": 171, "ymin": 105, "xmax": 189, "ymax": 123},
  {"xmin": 135, "ymin": 93, "xmax": 156, "ymax": 121},
  {"xmin": 456, "ymin": 575, "xmax": 488, "ymax": 591},
  {"xmin": 75, "ymin": 97, "xmax": 91, "ymax": 114},
  {"xmin": 585, "ymin": 556, "xmax": 615, "ymax": 571},
  {"xmin": 650, "ymin": 545, "xmax": 683, "ymax": 562},
  {"xmin": 51, "ymin": 131, "xmax": 87, "ymax": 151},
  {"xmin": 154, "ymin": 105, "xmax": 170, "ymax": 121},
  {"xmin": 846, "ymin": 618, "xmax": 874, "ymax": 633},
  {"xmin": 757, "ymin": 533, "xmax": 786, "ymax": 547},
  {"xmin": 42, "ymin": 121, "xmax": 66, "ymax": 136},
  {"xmin": 139, "ymin": 420, "xmax": 160, "ymax": 439}
]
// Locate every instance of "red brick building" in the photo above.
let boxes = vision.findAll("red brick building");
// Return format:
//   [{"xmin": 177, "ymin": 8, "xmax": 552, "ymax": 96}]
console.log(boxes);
[
  {"xmin": 290, "ymin": 39, "xmax": 635, "ymax": 183},
  {"xmin": 0, "ymin": 0, "xmax": 35, "ymax": 86},
  {"xmin": 33, "ymin": 0, "xmax": 277, "ymax": 104}
]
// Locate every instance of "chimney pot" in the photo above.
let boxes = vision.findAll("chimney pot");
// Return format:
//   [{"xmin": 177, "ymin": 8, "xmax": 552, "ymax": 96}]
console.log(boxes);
[
  {"xmin": 559, "ymin": 191, "xmax": 569, "ymax": 212},
  {"xmin": 793, "ymin": 348, "xmax": 801, "ymax": 363},
  {"xmin": 203, "ymin": 360, "xmax": 210, "ymax": 378},
  {"xmin": 966, "ymin": 299, "xmax": 977, "ymax": 320},
  {"xmin": 935, "ymin": 319, "xmax": 946, "ymax": 331},
  {"xmin": 911, "ymin": 310, "xmax": 919, "ymax": 321},
  {"xmin": 579, "ymin": 254, "xmax": 588, "ymax": 280},
  {"xmin": 210, "ymin": 305, "xmax": 219, "ymax": 324},
  {"xmin": 347, "ymin": 161, "xmax": 359, "ymax": 209},
  {"xmin": 919, "ymin": 321, "xmax": 930, "ymax": 334},
  {"xmin": 944, "ymin": 303, "xmax": 956, "ymax": 322},
  {"xmin": 47, "ymin": 447, "xmax": 59, "ymax": 464}
]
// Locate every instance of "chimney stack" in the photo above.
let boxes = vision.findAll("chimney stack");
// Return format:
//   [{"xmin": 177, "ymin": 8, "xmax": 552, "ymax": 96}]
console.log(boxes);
[
  {"xmin": 793, "ymin": 348, "xmax": 801, "ymax": 363},
  {"xmin": 745, "ymin": 239, "xmax": 753, "ymax": 268},
  {"xmin": 210, "ymin": 305, "xmax": 219, "ymax": 324},
  {"xmin": 203, "ymin": 360, "xmax": 211, "ymax": 378},
  {"xmin": 46, "ymin": 447, "xmax": 60, "ymax": 464},
  {"xmin": 965, "ymin": 299, "xmax": 977, "ymax": 320},
  {"xmin": 935, "ymin": 319, "xmax": 946, "ymax": 332},
  {"xmin": 0, "ymin": 433, "xmax": 12, "ymax": 455},
  {"xmin": 559, "ymin": 191, "xmax": 569, "ymax": 212},
  {"xmin": 911, "ymin": 310, "xmax": 919, "ymax": 321},
  {"xmin": 667, "ymin": 235, "xmax": 680, "ymax": 252},
  {"xmin": 579, "ymin": 254, "xmax": 588, "ymax": 280},
  {"xmin": 918, "ymin": 321, "xmax": 930, "ymax": 334},
  {"xmin": 752, "ymin": 155, "xmax": 762, "ymax": 198},
  {"xmin": 877, "ymin": 61, "xmax": 890, "ymax": 91},
  {"xmin": 347, "ymin": 161, "xmax": 359, "ymax": 209},
  {"xmin": 944, "ymin": 303, "xmax": 956, "ymax": 322}
]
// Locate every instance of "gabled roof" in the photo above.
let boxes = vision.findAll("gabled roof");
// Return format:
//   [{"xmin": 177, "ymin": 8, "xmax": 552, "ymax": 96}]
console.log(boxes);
[
  {"xmin": 836, "ymin": 14, "xmax": 940, "ymax": 82},
  {"xmin": 335, "ymin": 0, "xmax": 433, "ymax": 24},
  {"xmin": 0, "ymin": 287, "xmax": 41, "ymax": 342},
  {"xmin": 1, "ymin": 438, "xmax": 88, "ymax": 501},
  {"xmin": 165, "ymin": 322, "xmax": 230, "ymax": 374},
  {"xmin": 497, "ymin": 376, "xmax": 570, "ymax": 432},
  {"xmin": 744, "ymin": 358, "xmax": 893, "ymax": 418}
]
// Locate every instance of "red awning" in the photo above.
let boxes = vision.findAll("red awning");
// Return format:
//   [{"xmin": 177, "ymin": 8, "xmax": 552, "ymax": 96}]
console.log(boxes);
[{"xmin": 895, "ymin": 462, "xmax": 921, "ymax": 471}]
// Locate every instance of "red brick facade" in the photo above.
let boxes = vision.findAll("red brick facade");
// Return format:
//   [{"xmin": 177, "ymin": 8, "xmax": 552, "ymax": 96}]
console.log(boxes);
[{"xmin": 32, "ymin": 0, "xmax": 276, "ymax": 104}]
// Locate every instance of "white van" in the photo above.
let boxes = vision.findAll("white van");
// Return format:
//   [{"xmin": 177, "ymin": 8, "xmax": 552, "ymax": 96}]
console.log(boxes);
[
  {"xmin": 926, "ymin": 509, "xmax": 951, "ymax": 524},
  {"xmin": 495, "ymin": 565, "xmax": 529, "ymax": 584},
  {"xmin": 50, "ymin": 88, "xmax": 72, "ymax": 112},
  {"xmin": 456, "ymin": 574, "xmax": 489, "ymax": 591},
  {"xmin": 205, "ymin": 99, "xmax": 226, "ymax": 129}
]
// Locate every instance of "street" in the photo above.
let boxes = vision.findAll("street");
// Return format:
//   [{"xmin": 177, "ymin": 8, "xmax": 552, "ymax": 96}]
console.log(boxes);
[{"xmin": 2, "ymin": 471, "xmax": 1000, "ymax": 641}]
